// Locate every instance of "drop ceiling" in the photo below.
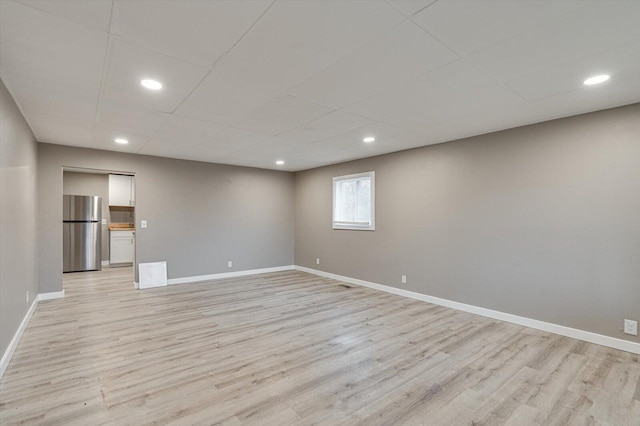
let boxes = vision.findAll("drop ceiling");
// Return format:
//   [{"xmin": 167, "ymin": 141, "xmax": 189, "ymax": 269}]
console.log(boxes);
[{"xmin": 1, "ymin": 0, "xmax": 639, "ymax": 171}]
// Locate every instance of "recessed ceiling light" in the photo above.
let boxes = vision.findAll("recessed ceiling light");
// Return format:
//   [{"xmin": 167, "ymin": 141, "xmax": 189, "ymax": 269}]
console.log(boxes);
[
  {"xmin": 276, "ymin": 160, "xmax": 285, "ymax": 166},
  {"xmin": 140, "ymin": 79, "xmax": 163, "ymax": 90},
  {"xmin": 583, "ymin": 74, "xmax": 610, "ymax": 86},
  {"xmin": 363, "ymin": 136, "xmax": 375, "ymax": 143},
  {"xmin": 114, "ymin": 138, "xmax": 129, "ymax": 145}
]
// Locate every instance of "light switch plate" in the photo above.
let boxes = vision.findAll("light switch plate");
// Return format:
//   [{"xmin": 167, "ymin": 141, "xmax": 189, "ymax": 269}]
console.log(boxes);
[
  {"xmin": 101, "ymin": 218, "xmax": 107, "ymax": 225},
  {"xmin": 141, "ymin": 220, "xmax": 147, "ymax": 228},
  {"xmin": 624, "ymin": 319, "xmax": 638, "ymax": 336}
]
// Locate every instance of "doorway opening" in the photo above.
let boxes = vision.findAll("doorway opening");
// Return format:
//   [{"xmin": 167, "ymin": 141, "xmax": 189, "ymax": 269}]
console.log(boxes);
[{"xmin": 62, "ymin": 167, "xmax": 136, "ymax": 289}]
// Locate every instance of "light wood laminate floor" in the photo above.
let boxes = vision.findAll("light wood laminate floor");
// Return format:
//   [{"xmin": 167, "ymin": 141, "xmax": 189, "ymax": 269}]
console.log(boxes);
[{"xmin": 1, "ymin": 268, "xmax": 639, "ymax": 425}]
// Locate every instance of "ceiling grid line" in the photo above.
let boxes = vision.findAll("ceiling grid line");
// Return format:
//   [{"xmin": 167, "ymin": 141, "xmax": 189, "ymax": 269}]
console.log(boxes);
[
  {"xmin": 134, "ymin": 0, "xmax": 278, "ymax": 154},
  {"xmin": 7, "ymin": 0, "xmax": 114, "ymax": 34},
  {"xmin": 209, "ymin": 0, "xmax": 278, "ymax": 71},
  {"xmin": 2, "ymin": 0, "xmax": 639, "ymax": 171},
  {"xmin": 164, "ymin": 0, "xmax": 278, "ymax": 117},
  {"xmin": 90, "ymin": 0, "xmax": 117, "ymax": 147},
  {"xmin": 284, "ymin": 16, "xmax": 412, "ymax": 98}
]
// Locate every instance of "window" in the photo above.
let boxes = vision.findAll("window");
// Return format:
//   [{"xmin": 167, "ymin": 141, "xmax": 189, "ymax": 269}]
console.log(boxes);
[{"xmin": 333, "ymin": 171, "xmax": 375, "ymax": 230}]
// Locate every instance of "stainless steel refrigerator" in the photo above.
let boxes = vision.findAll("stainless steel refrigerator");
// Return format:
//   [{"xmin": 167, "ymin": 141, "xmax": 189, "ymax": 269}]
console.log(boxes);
[{"xmin": 63, "ymin": 195, "xmax": 102, "ymax": 272}]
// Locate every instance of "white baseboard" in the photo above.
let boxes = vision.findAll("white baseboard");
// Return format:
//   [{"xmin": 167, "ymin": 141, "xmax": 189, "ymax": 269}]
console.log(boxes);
[
  {"xmin": 101, "ymin": 260, "xmax": 109, "ymax": 267},
  {"xmin": 1, "ymin": 289, "xmax": 66, "ymax": 379},
  {"xmin": 167, "ymin": 265, "xmax": 295, "ymax": 286},
  {"xmin": 37, "ymin": 289, "xmax": 65, "ymax": 301},
  {"xmin": 294, "ymin": 266, "xmax": 640, "ymax": 355},
  {"xmin": 133, "ymin": 265, "xmax": 296, "ymax": 288},
  {"xmin": 0, "ymin": 299, "xmax": 38, "ymax": 380}
]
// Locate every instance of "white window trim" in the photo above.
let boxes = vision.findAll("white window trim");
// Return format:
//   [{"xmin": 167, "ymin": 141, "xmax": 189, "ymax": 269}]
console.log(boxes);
[{"xmin": 332, "ymin": 171, "xmax": 375, "ymax": 231}]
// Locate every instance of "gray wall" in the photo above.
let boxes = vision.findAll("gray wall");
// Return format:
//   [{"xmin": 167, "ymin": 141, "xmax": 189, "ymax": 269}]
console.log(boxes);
[
  {"xmin": 63, "ymin": 172, "xmax": 109, "ymax": 261},
  {"xmin": 295, "ymin": 103, "xmax": 640, "ymax": 342},
  {"xmin": 39, "ymin": 144, "xmax": 295, "ymax": 293},
  {"xmin": 0, "ymin": 78, "xmax": 38, "ymax": 357}
]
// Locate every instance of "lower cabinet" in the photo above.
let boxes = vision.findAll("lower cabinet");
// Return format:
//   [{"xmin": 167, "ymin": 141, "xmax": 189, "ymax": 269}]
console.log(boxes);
[{"xmin": 110, "ymin": 230, "xmax": 134, "ymax": 265}]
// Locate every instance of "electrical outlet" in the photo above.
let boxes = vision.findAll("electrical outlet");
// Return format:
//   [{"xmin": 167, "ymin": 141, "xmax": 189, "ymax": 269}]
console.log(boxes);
[
  {"xmin": 141, "ymin": 220, "xmax": 147, "ymax": 228},
  {"xmin": 401, "ymin": 275, "xmax": 407, "ymax": 284},
  {"xmin": 227, "ymin": 260, "xmax": 233, "ymax": 268},
  {"xmin": 101, "ymin": 218, "xmax": 107, "ymax": 225},
  {"xmin": 624, "ymin": 319, "xmax": 638, "ymax": 336},
  {"xmin": 316, "ymin": 258, "xmax": 320, "ymax": 265},
  {"xmin": 26, "ymin": 291, "xmax": 29, "ymax": 303}
]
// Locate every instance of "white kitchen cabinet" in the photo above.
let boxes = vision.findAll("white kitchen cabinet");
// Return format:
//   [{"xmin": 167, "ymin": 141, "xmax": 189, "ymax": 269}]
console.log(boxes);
[
  {"xmin": 109, "ymin": 174, "xmax": 135, "ymax": 207},
  {"xmin": 110, "ymin": 230, "xmax": 134, "ymax": 265}
]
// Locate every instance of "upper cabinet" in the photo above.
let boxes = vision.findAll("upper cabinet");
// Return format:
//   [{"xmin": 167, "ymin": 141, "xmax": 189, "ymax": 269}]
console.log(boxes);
[{"xmin": 109, "ymin": 174, "xmax": 135, "ymax": 207}]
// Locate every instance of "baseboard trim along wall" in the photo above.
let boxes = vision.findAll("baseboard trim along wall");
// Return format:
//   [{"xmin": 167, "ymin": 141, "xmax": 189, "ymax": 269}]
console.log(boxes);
[
  {"xmin": 1, "ymin": 289, "xmax": 66, "ymax": 380},
  {"xmin": 5, "ymin": 265, "xmax": 636, "ymax": 383},
  {"xmin": 167, "ymin": 265, "xmax": 295, "ymax": 285},
  {"xmin": 294, "ymin": 266, "xmax": 640, "ymax": 355},
  {"xmin": 133, "ymin": 265, "xmax": 297, "ymax": 288},
  {"xmin": 37, "ymin": 289, "xmax": 65, "ymax": 301},
  {"xmin": 0, "ymin": 299, "xmax": 38, "ymax": 380},
  {"xmin": 101, "ymin": 261, "xmax": 109, "ymax": 267}
]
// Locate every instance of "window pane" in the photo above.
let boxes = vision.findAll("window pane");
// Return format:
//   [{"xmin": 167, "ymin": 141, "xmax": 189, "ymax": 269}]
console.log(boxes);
[
  {"xmin": 333, "ymin": 171, "xmax": 374, "ymax": 230},
  {"xmin": 335, "ymin": 180, "xmax": 357, "ymax": 222},
  {"xmin": 356, "ymin": 179, "xmax": 370, "ymax": 223}
]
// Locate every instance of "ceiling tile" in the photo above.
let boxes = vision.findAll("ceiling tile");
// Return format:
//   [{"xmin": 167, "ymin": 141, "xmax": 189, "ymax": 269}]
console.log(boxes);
[
  {"xmin": 505, "ymin": 41, "xmax": 640, "ymax": 101},
  {"xmin": 466, "ymin": 1, "xmax": 640, "ymax": 82},
  {"xmin": 388, "ymin": 0, "xmax": 437, "ymax": 17},
  {"xmin": 277, "ymin": 111, "xmax": 374, "ymax": 145},
  {"xmin": 138, "ymin": 142, "xmax": 218, "ymax": 163},
  {"xmin": 112, "ymin": 0, "xmax": 271, "ymax": 68},
  {"xmin": 308, "ymin": 121, "xmax": 429, "ymax": 154},
  {"xmin": 230, "ymin": 136, "xmax": 305, "ymax": 165},
  {"xmin": 0, "ymin": 1, "xmax": 108, "ymax": 138},
  {"xmin": 282, "ymin": 142, "xmax": 370, "ymax": 171},
  {"xmin": 3, "ymin": 0, "xmax": 640, "ymax": 172},
  {"xmin": 413, "ymin": 0, "xmax": 588, "ymax": 57},
  {"xmin": 139, "ymin": 119, "xmax": 244, "ymax": 164},
  {"xmin": 290, "ymin": 21, "xmax": 458, "ymax": 108},
  {"xmin": 261, "ymin": 121, "xmax": 430, "ymax": 171},
  {"xmin": 528, "ymin": 70, "xmax": 640, "ymax": 122},
  {"xmin": 217, "ymin": 0, "xmax": 405, "ymax": 91},
  {"xmin": 201, "ymin": 153, "xmax": 279, "ymax": 171},
  {"xmin": 233, "ymin": 95, "xmax": 333, "ymax": 136},
  {"xmin": 427, "ymin": 99, "xmax": 546, "ymax": 145},
  {"xmin": 93, "ymin": 95, "xmax": 169, "ymax": 145},
  {"xmin": 210, "ymin": 138, "xmax": 309, "ymax": 171},
  {"xmin": 202, "ymin": 126, "xmax": 270, "ymax": 152},
  {"xmin": 252, "ymin": 135, "xmax": 302, "ymax": 152},
  {"xmin": 13, "ymin": 0, "xmax": 113, "ymax": 32},
  {"xmin": 103, "ymin": 39, "xmax": 209, "ymax": 114},
  {"xmin": 31, "ymin": 121, "xmax": 94, "ymax": 147},
  {"xmin": 92, "ymin": 130, "xmax": 148, "ymax": 153},
  {"xmin": 345, "ymin": 60, "xmax": 496, "ymax": 132},
  {"xmin": 175, "ymin": 69, "xmax": 280, "ymax": 127},
  {"xmin": 3, "ymin": 74, "xmax": 101, "ymax": 132},
  {"xmin": 206, "ymin": 131, "xmax": 343, "ymax": 171},
  {"xmin": 346, "ymin": 58, "xmax": 547, "ymax": 143},
  {"xmin": 191, "ymin": 131, "xmax": 308, "ymax": 170},
  {"xmin": 146, "ymin": 126, "xmax": 270, "ymax": 166},
  {"xmin": 150, "ymin": 115, "xmax": 225, "ymax": 147}
]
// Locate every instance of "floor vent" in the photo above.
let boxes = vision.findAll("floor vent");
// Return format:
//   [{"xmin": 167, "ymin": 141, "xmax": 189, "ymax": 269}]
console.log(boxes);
[{"xmin": 139, "ymin": 261, "xmax": 168, "ymax": 289}]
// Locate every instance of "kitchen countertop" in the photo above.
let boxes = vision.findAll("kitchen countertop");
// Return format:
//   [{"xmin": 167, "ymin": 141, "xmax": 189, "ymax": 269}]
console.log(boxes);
[{"xmin": 108, "ymin": 224, "xmax": 135, "ymax": 231}]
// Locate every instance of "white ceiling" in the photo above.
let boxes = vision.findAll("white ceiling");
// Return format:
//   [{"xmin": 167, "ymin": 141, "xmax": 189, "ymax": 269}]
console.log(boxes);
[{"xmin": 1, "ymin": 0, "xmax": 639, "ymax": 172}]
